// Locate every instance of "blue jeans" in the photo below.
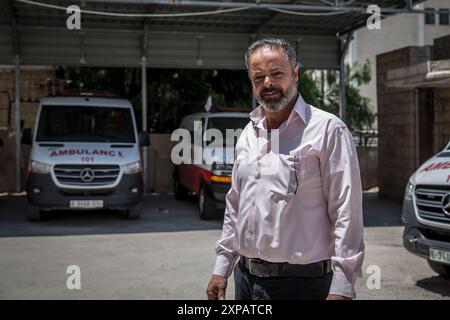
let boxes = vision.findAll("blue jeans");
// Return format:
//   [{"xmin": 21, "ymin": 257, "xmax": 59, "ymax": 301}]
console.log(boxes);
[{"xmin": 234, "ymin": 258, "xmax": 333, "ymax": 300}]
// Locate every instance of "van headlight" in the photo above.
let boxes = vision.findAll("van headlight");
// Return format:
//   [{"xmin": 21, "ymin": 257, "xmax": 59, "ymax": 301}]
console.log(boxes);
[
  {"xmin": 30, "ymin": 160, "xmax": 51, "ymax": 174},
  {"xmin": 404, "ymin": 182, "xmax": 415, "ymax": 200},
  {"xmin": 123, "ymin": 161, "xmax": 141, "ymax": 174}
]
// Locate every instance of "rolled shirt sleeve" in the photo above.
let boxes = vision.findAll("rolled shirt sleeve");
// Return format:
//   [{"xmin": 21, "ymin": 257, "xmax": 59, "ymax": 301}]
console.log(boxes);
[
  {"xmin": 213, "ymin": 162, "xmax": 240, "ymax": 278},
  {"xmin": 320, "ymin": 123, "xmax": 365, "ymax": 298}
]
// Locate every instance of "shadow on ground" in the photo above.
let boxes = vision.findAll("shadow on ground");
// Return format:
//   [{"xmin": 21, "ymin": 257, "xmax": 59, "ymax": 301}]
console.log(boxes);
[
  {"xmin": 363, "ymin": 192, "xmax": 403, "ymax": 227},
  {"xmin": 416, "ymin": 276, "xmax": 450, "ymax": 297},
  {"xmin": 0, "ymin": 191, "xmax": 402, "ymax": 238},
  {"xmin": 0, "ymin": 194, "xmax": 223, "ymax": 237}
]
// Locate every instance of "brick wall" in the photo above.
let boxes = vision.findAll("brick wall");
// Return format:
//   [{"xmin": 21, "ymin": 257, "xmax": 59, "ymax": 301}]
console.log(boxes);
[
  {"xmin": 0, "ymin": 67, "xmax": 57, "ymax": 130},
  {"xmin": 0, "ymin": 67, "xmax": 56, "ymax": 192},
  {"xmin": 434, "ymin": 88, "xmax": 450, "ymax": 153},
  {"xmin": 433, "ymin": 35, "xmax": 450, "ymax": 60},
  {"xmin": 376, "ymin": 46, "xmax": 431, "ymax": 199},
  {"xmin": 377, "ymin": 34, "xmax": 450, "ymax": 199}
]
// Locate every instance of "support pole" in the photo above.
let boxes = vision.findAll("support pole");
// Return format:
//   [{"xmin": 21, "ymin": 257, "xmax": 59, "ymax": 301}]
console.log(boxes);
[
  {"xmin": 14, "ymin": 54, "xmax": 21, "ymax": 193},
  {"xmin": 339, "ymin": 32, "xmax": 353, "ymax": 124},
  {"xmin": 141, "ymin": 56, "xmax": 148, "ymax": 192},
  {"xmin": 339, "ymin": 52, "xmax": 347, "ymax": 123}
]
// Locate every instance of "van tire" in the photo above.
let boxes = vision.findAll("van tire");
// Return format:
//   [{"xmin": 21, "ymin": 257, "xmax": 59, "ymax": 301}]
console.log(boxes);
[
  {"xmin": 126, "ymin": 202, "xmax": 142, "ymax": 220},
  {"xmin": 198, "ymin": 186, "xmax": 216, "ymax": 220},
  {"xmin": 27, "ymin": 205, "xmax": 41, "ymax": 222},
  {"xmin": 428, "ymin": 260, "xmax": 450, "ymax": 278}
]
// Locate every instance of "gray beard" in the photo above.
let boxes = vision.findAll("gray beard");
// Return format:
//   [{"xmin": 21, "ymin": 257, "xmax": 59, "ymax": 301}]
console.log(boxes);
[{"xmin": 257, "ymin": 83, "xmax": 298, "ymax": 112}]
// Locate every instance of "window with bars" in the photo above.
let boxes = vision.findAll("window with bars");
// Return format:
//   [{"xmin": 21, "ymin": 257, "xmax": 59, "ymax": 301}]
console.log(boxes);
[
  {"xmin": 439, "ymin": 8, "xmax": 449, "ymax": 25},
  {"xmin": 425, "ymin": 8, "xmax": 436, "ymax": 25}
]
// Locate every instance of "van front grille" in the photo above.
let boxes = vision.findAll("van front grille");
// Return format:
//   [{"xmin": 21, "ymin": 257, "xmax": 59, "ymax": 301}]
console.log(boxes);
[
  {"xmin": 54, "ymin": 164, "xmax": 120, "ymax": 187},
  {"xmin": 415, "ymin": 185, "xmax": 450, "ymax": 224}
]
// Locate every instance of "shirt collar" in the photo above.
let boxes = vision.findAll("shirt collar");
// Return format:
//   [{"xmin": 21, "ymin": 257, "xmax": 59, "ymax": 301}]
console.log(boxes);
[{"xmin": 249, "ymin": 94, "xmax": 309, "ymax": 129}]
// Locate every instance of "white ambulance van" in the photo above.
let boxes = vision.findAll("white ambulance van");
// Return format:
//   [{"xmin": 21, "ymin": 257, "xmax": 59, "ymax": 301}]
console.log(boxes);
[
  {"xmin": 21, "ymin": 93, "xmax": 149, "ymax": 221},
  {"xmin": 402, "ymin": 140, "xmax": 450, "ymax": 278}
]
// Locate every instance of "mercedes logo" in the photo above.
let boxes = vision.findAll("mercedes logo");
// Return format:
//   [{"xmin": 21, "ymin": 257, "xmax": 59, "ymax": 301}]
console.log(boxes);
[
  {"xmin": 442, "ymin": 192, "xmax": 450, "ymax": 216},
  {"xmin": 80, "ymin": 168, "xmax": 95, "ymax": 183}
]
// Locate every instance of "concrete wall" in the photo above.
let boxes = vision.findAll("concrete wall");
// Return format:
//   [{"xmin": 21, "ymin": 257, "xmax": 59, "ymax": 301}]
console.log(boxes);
[
  {"xmin": 0, "ymin": 131, "xmax": 378, "ymax": 194},
  {"xmin": 146, "ymin": 133, "xmax": 177, "ymax": 193},
  {"xmin": 144, "ymin": 135, "xmax": 378, "ymax": 194},
  {"xmin": 357, "ymin": 146, "xmax": 378, "ymax": 190},
  {"xmin": 0, "ymin": 129, "xmax": 30, "ymax": 193},
  {"xmin": 350, "ymin": 0, "xmax": 450, "ymax": 127}
]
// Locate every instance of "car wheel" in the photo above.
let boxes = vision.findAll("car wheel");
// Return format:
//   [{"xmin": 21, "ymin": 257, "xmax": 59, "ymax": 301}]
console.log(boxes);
[
  {"xmin": 126, "ymin": 202, "xmax": 142, "ymax": 220},
  {"xmin": 428, "ymin": 260, "xmax": 450, "ymax": 278},
  {"xmin": 27, "ymin": 205, "xmax": 41, "ymax": 222},
  {"xmin": 198, "ymin": 186, "xmax": 216, "ymax": 220}
]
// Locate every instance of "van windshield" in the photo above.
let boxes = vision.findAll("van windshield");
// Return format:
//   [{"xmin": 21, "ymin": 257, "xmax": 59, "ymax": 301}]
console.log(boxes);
[
  {"xmin": 36, "ymin": 106, "xmax": 135, "ymax": 143},
  {"xmin": 207, "ymin": 117, "xmax": 249, "ymax": 137}
]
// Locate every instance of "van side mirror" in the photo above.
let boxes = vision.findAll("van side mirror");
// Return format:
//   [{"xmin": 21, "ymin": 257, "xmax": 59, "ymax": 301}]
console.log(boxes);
[
  {"xmin": 139, "ymin": 131, "xmax": 150, "ymax": 147},
  {"xmin": 21, "ymin": 128, "xmax": 32, "ymax": 145}
]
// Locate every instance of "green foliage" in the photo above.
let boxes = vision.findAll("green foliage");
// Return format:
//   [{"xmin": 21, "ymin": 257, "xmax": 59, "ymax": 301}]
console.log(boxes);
[
  {"xmin": 56, "ymin": 61, "xmax": 374, "ymax": 133},
  {"xmin": 318, "ymin": 61, "xmax": 375, "ymax": 131},
  {"xmin": 298, "ymin": 70, "xmax": 322, "ymax": 108}
]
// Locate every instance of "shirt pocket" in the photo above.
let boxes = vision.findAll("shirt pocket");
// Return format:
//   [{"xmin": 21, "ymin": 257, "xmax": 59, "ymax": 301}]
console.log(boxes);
[
  {"xmin": 266, "ymin": 153, "xmax": 299, "ymax": 202},
  {"xmin": 294, "ymin": 154, "xmax": 321, "ymax": 190}
]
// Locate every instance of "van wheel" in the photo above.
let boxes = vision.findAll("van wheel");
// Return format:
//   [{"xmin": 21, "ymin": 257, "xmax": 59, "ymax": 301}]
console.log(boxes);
[
  {"xmin": 428, "ymin": 260, "xmax": 450, "ymax": 278},
  {"xmin": 126, "ymin": 202, "xmax": 142, "ymax": 220},
  {"xmin": 174, "ymin": 176, "xmax": 187, "ymax": 200},
  {"xmin": 27, "ymin": 205, "xmax": 41, "ymax": 222},
  {"xmin": 198, "ymin": 187, "xmax": 216, "ymax": 220}
]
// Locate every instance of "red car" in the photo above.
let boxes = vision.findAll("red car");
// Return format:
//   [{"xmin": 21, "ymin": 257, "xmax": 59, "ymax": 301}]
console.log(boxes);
[{"xmin": 173, "ymin": 112, "xmax": 249, "ymax": 219}]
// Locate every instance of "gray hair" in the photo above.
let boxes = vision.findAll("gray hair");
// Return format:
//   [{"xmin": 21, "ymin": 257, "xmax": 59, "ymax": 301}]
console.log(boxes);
[{"xmin": 244, "ymin": 38, "xmax": 298, "ymax": 71}]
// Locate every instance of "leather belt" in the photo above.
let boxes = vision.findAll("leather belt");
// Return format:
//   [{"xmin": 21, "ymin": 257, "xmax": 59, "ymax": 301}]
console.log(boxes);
[{"xmin": 241, "ymin": 257, "xmax": 332, "ymax": 278}]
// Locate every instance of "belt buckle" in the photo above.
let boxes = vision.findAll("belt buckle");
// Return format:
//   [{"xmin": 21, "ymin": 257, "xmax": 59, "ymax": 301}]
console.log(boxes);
[{"xmin": 322, "ymin": 260, "xmax": 332, "ymax": 274}]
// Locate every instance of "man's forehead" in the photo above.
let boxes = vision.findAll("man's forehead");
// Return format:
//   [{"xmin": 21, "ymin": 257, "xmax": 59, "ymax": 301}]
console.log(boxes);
[{"xmin": 249, "ymin": 47, "xmax": 290, "ymax": 69}]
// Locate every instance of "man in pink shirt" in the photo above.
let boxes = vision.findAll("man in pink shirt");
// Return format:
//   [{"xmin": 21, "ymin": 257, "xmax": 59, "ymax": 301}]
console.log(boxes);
[{"xmin": 206, "ymin": 38, "xmax": 365, "ymax": 300}]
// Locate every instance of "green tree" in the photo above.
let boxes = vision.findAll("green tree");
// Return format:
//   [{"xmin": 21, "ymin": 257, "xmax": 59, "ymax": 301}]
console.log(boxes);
[
  {"xmin": 298, "ymin": 70, "xmax": 322, "ymax": 108},
  {"xmin": 319, "ymin": 61, "xmax": 375, "ymax": 132},
  {"xmin": 56, "ymin": 62, "xmax": 374, "ymax": 133}
]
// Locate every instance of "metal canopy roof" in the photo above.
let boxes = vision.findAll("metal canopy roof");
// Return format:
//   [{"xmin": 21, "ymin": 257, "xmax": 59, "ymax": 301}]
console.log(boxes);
[
  {"xmin": 0, "ymin": 0, "xmax": 426, "ymax": 192},
  {"xmin": 1, "ymin": 0, "xmax": 425, "ymax": 69}
]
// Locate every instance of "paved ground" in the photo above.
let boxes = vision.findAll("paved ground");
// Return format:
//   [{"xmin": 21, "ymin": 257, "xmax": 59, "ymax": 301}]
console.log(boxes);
[{"xmin": 0, "ymin": 192, "xmax": 449, "ymax": 300}]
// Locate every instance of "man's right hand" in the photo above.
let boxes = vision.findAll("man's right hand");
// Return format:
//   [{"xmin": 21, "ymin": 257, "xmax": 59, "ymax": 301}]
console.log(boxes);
[{"xmin": 206, "ymin": 274, "xmax": 227, "ymax": 300}]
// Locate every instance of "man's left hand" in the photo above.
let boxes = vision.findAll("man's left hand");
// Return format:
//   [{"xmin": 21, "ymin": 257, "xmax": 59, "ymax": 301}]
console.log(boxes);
[{"xmin": 325, "ymin": 294, "xmax": 352, "ymax": 300}]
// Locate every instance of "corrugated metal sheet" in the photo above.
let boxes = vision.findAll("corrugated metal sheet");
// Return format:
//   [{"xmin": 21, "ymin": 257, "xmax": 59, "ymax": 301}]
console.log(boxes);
[
  {"xmin": 0, "ymin": 26, "xmax": 14, "ymax": 64},
  {"xmin": 0, "ymin": 0, "xmax": 424, "ymax": 68},
  {"xmin": 2, "ymin": 26, "xmax": 339, "ymax": 69}
]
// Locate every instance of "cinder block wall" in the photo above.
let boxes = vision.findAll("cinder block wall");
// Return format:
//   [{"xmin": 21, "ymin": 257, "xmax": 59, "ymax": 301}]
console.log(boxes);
[
  {"xmin": 434, "ymin": 88, "xmax": 450, "ymax": 153},
  {"xmin": 377, "ymin": 34, "xmax": 450, "ymax": 199},
  {"xmin": 433, "ymin": 35, "xmax": 450, "ymax": 60},
  {"xmin": 0, "ymin": 67, "xmax": 56, "ymax": 130},
  {"xmin": 0, "ymin": 67, "xmax": 56, "ymax": 192},
  {"xmin": 429, "ymin": 35, "xmax": 450, "ymax": 154},
  {"xmin": 376, "ymin": 46, "xmax": 431, "ymax": 199}
]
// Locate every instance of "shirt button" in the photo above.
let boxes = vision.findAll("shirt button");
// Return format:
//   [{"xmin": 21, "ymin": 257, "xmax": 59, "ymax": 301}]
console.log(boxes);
[{"xmin": 252, "ymin": 200, "xmax": 255, "ymax": 206}]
